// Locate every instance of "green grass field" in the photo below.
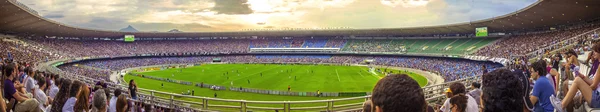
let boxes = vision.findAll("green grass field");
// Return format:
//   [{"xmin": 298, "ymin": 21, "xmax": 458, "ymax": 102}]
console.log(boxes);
[{"xmin": 125, "ymin": 64, "xmax": 428, "ymax": 111}]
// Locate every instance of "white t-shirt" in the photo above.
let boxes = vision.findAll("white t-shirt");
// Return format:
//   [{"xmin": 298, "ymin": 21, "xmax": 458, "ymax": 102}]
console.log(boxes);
[
  {"xmin": 440, "ymin": 98, "xmax": 451, "ymax": 112},
  {"xmin": 34, "ymin": 87, "xmax": 48, "ymax": 111},
  {"xmin": 25, "ymin": 76, "xmax": 37, "ymax": 93},
  {"xmin": 48, "ymin": 84, "xmax": 59, "ymax": 99},
  {"xmin": 466, "ymin": 94, "xmax": 479, "ymax": 112},
  {"xmin": 109, "ymin": 96, "xmax": 118, "ymax": 112}
]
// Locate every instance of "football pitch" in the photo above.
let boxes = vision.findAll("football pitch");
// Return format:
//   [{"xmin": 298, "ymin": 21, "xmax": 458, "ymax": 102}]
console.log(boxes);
[{"xmin": 124, "ymin": 64, "xmax": 427, "ymax": 109}]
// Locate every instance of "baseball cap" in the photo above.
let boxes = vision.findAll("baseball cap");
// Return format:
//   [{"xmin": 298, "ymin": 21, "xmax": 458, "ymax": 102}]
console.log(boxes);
[
  {"xmin": 511, "ymin": 69, "xmax": 533, "ymax": 111},
  {"xmin": 445, "ymin": 88, "xmax": 452, "ymax": 93}
]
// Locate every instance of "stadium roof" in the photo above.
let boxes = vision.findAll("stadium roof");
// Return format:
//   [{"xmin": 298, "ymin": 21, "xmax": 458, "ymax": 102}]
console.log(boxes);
[{"xmin": 1, "ymin": 0, "xmax": 599, "ymax": 38}]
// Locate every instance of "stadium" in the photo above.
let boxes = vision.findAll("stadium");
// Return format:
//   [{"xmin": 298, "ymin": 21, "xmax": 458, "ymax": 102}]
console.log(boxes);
[{"xmin": 0, "ymin": 0, "xmax": 600, "ymax": 112}]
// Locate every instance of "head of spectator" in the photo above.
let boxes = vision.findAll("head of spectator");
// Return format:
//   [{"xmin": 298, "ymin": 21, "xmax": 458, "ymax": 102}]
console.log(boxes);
[
  {"xmin": 36, "ymin": 75, "xmax": 46, "ymax": 90},
  {"xmin": 371, "ymin": 74, "xmax": 426, "ymax": 112},
  {"xmin": 53, "ymin": 74, "xmax": 60, "ymax": 85},
  {"xmin": 363, "ymin": 100, "xmax": 373, "ymax": 112},
  {"xmin": 70, "ymin": 80, "xmax": 83, "ymax": 98},
  {"xmin": 144, "ymin": 103, "xmax": 153, "ymax": 112},
  {"xmin": 471, "ymin": 82, "xmax": 481, "ymax": 90},
  {"xmin": 450, "ymin": 94, "xmax": 468, "ymax": 112},
  {"xmin": 481, "ymin": 69, "xmax": 527, "ymax": 112},
  {"xmin": 445, "ymin": 88, "xmax": 453, "ymax": 98},
  {"xmin": 129, "ymin": 79, "xmax": 136, "ymax": 88},
  {"xmin": 449, "ymin": 82, "xmax": 466, "ymax": 95},
  {"xmin": 74, "ymin": 84, "xmax": 90, "ymax": 112},
  {"xmin": 116, "ymin": 94, "xmax": 128, "ymax": 112},
  {"xmin": 91, "ymin": 89, "xmax": 107, "ymax": 112},
  {"xmin": 567, "ymin": 49, "xmax": 578, "ymax": 58},
  {"xmin": 529, "ymin": 60, "xmax": 547, "ymax": 80}
]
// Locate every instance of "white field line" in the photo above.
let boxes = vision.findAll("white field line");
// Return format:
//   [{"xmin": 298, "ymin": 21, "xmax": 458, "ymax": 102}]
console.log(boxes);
[{"xmin": 335, "ymin": 69, "xmax": 341, "ymax": 81}]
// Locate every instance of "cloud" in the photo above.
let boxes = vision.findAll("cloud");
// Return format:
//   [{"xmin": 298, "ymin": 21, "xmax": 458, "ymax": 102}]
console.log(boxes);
[
  {"xmin": 15, "ymin": 0, "xmax": 536, "ymax": 32},
  {"xmin": 211, "ymin": 0, "xmax": 254, "ymax": 14}
]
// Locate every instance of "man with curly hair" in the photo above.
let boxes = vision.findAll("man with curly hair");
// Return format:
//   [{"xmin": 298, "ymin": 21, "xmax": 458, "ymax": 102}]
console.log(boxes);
[
  {"xmin": 371, "ymin": 74, "xmax": 426, "ymax": 112},
  {"xmin": 481, "ymin": 69, "xmax": 531, "ymax": 112}
]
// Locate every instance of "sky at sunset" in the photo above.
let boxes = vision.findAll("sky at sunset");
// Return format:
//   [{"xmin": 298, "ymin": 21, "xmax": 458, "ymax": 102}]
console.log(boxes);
[{"xmin": 19, "ymin": 0, "xmax": 537, "ymax": 32}]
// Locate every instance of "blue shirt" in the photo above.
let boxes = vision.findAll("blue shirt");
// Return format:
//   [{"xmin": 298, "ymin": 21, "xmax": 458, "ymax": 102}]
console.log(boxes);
[{"xmin": 532, "ymin": 76, "xmax": 555, "ymax": 112}]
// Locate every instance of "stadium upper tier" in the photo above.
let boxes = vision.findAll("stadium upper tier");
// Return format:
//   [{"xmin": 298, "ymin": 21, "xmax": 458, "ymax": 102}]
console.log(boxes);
[
  {"xmin": 24, "ymin": 38, "xmax": 496, "ymax": 58},
  {"xmin": 342, "ymin": 38, "xmax": 497, "ymax": 54},
  {"xmin": 1, "ymin": 0, "xmax": 599, "ymax": 37}
]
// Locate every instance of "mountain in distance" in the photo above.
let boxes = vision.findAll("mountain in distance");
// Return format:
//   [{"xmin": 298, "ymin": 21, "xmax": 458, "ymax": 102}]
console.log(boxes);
[
  {"xmin": 167, "ymin": 29, "xmax": 183, "ymax": 32},
  {"xmin": 119, "ymin": 25, "xmax": 139, "ymax": 32}
]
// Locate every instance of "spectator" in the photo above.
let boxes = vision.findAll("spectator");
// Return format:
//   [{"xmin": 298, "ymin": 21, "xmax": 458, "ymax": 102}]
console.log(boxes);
[
  {"xmin": 116, "ymin": 94, "xmax": 128, "ymax": 112},
  {"xmin": 371, "ymin": 74, "xmax": 426, "ymax": 112},
  {"xmin": 34, "ymin": 75, "xmax": 49, "ymax": 111},
  {"xmin": 109, "ymin": 89, "xmax": 122, "ymax": 112},
  {"xmin": 129, "ymin": 79, "xmax": 138, "ymax": 100},
  {"xmin": 467, "ymin": 82, "xmax": 481, "ymax": 106},
  {"xmin": 450, "ymin": 94, "xmax": 468, "ymax": 112},
  {"xmin": 63, "ymin": 80, "xmax": 83, "ymax": 112},
  {"xmin": 448, "ymin": 82, "xmax": 478, "ymax": 112},
  {"xmin": 440, "ymin": 88, "xmax": 454, "ymax": 112},
  {"xmin": 74, "ymin": 84, "xmax": 90, "ymax": 112},
  {"xmin": 481, "ymin": 69, "xmax": 530, "ymax": 112},
  {"xmin": 529, "ymin": 60, "xmax": 555, "ymax": 112},
  {"xmin": 48, "ymin": 74, "xmax": 61, "ymax": 100},
  {"xmin": 50, "ymin": 78, "xmax": 71, "ymax": 112},
  {"xmin": 91, "ymin": 90, "xmax": 107, "ymax": 112},
  {"xmin": 362, "ymin": 100, "xmax": 372, "ymax": 112},
  {"xmin": 3, "ymin": 63, "xmax": 40, "ymax": 112}
]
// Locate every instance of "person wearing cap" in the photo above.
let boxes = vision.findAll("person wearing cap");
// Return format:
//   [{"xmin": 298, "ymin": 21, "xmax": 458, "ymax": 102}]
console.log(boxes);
[
  {"xmin": 550, "ymin": 43, "xmax": 600, "ymax": 112},
  {"xmin": 481, "ymin": 68, "xmax": 530, "ymax": 112},
  {"xmin": 440, "ymin": 88, "xmax": 454, "ymax": 112},
  {"xmin": 529, "ymin": 60, "xmax": 555, "ymax": 112}
]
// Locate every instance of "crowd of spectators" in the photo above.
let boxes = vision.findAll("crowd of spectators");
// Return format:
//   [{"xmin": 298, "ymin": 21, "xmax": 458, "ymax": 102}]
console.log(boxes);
[
  {"xmin": 476, "ymin": 23, "xmax": 600, "ymax": 59},
  {"xmin": 0, "ymin": 38, "xmax": 61, "ymax": 64},
  {"xmin": 343, "ymin": 40, "xmax": 402, "ymax": 52},
  {"xmin": 58, "ymin": 65, "xmax": 112, "ymax": 81},
  {"xmin": 28, "ymin": 39, "xmax": 251, "ymax": 57}
]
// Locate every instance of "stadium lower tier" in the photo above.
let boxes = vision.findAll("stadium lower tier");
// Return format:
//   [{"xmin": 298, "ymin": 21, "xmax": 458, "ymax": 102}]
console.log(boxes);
[{"xmin": 58, "ymin": 55, "xmax": 502, "ymax": 83}]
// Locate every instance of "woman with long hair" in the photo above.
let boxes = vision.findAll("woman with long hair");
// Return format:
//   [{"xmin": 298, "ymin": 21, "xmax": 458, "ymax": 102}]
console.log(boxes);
[
  {"xmin": 74, "ymin": 84, "xmax": 90, "ymax": 112},
  {"xmin": 565, "ymin": 49, "xmax": 580, "ymax": 80},
  {"xmin": 50, "ymin": 78, "xmax": 71, "ymax": 112},
  {"xmin": 450, "ymin": 94, "xmax": 468, "ymax": 112},
  {"xmin": 129, "ymin": 79, "xmax": 138, "ymax": 100},
  {"xmin": 116, "ymin": 94, "xmax": 128, "ymax": 112}
]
